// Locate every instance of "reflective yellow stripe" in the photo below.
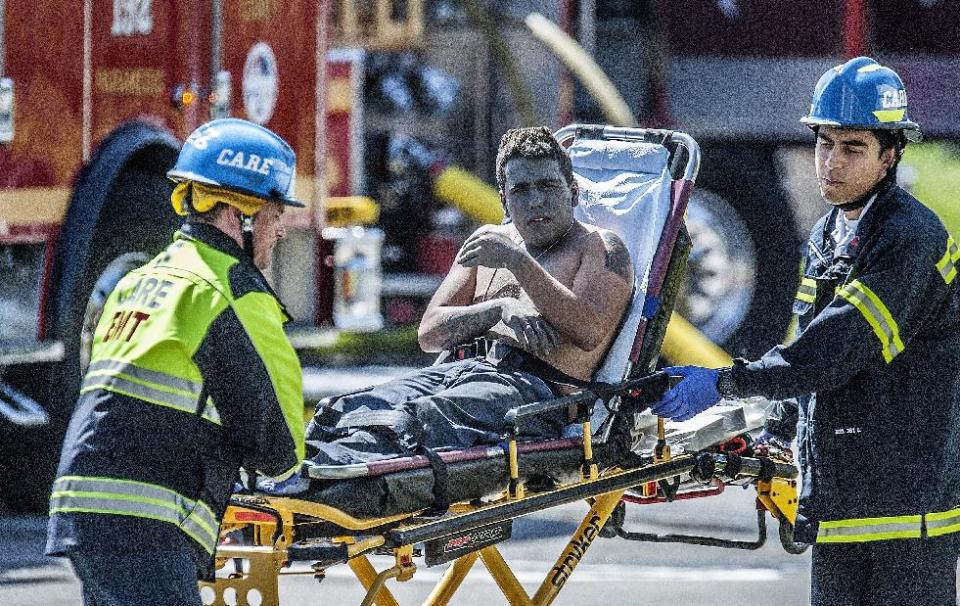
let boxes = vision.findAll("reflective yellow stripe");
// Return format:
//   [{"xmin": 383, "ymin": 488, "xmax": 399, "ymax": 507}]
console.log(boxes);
[
  {"xmin": 817, "ymin": 507, "xmax": 960, "ymax": 543},
  {"xmin": 873, "ymin": 109, "xmax": 906, "ymax": 123},
  {"xmin": 49, "ymin": 475, "xmax": 219, "ymax": 553},
  {"xmin": 81, "ymin": 374, "xmax": 199, "ymax": 413},
  {"xmin": 86, "ymin": 360, "xmax": 203, "ymax": 396},
  {"xmin": 796, "ymin": 277, "xmax": 818, "ymax": 303},
  {"xmin": 936, "ymin": 235, "xmax": 960, "ymax": 285},
  {"xmin": 837, "ymin": 280, "xmax": 904, "ymax": 363},
  {"xmin": 926, "ymin": 506, "xmax": 960, "ymax": 538},
  {"xmin": 817, "ymin": 515, "xmax": 921, "ymax": 543},
  {"xmin": 81, "ymin": 360, "xmax": 203, "ymax": 414}
]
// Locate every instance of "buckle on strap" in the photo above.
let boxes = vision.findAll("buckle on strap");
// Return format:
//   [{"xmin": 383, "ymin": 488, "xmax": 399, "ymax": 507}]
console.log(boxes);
[{"xmin": 453, "ymin": 337, "xmax": 491, "ymax": 361}]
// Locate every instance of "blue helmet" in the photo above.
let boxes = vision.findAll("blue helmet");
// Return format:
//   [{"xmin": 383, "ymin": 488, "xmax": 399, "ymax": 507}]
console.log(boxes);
[
  {"xmin": 800, "ymin": 57, "xmax": 921, "ymax": 142},
  {"xmin": 167, "ymin": 118, "xmax": 304, "ymax": 207}
]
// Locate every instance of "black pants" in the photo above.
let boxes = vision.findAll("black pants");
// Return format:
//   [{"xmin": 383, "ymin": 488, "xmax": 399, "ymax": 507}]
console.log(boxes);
[
  {"xmin": 306, "ymin": 358, "xmax": 563, "ymax": 465},
  {"xmin": 69, "ymin": 550, "xmax": 202, "ymax": 606},
  {"xmin": 811, "ymin": 538, "xmax": 958, "ymax": 606}
]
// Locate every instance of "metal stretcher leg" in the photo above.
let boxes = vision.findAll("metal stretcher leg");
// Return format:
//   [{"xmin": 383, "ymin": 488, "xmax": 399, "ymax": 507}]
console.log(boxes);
[
  {"xmin": 349, "ymin": 555, "xmax": 401, "ymax": 606},
  {"xmin": 198, "ymin": 546, "xmax": 283, "ymax": 606},
  {"xmin": 423, "ymin": 551, "xmax": 480, "ymax": 606},
  {"xmin": 532, "ymin": 490, "xmax": 626, "ymax": 606},
  {"xmin": 479, "ymin": 545, "xmax": 534, "ymax": 606}
]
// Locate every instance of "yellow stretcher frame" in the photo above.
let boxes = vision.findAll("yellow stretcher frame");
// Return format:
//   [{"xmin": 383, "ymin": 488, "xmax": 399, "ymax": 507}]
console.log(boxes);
[{"xmin": 200, "ymin": 431, "xmax": 801, "ymax": 606}]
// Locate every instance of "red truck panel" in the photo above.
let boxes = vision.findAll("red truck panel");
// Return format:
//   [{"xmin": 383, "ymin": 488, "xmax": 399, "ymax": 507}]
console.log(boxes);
[
  {"xmin": 221, "ymin": 1, "xmax": 318, "ymax": 184},
  {"xmin": 3, "ymin": 0, "xmax": 84, "ymax": 188},
  {"xmin": 90, "ymin": 0, "xmax": 210, "ymax": 143}
]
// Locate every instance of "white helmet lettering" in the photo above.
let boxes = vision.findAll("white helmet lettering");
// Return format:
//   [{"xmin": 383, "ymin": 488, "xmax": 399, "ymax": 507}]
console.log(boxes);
[
  {"xmin": 215, "ymin": 148, "xmax": 276, "ymax": 177},
  {"xmin": 188, "ymin": 126, "xmax": 221, "ymax": 150}
]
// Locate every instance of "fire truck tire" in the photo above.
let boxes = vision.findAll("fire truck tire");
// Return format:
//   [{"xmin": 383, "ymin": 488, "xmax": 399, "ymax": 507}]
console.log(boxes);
[
  {"xmin": 682, "ymin": 143, "xmax": 802, "ymax": 359},
  {"xmin": 0, "ymin": 166, "xmax": 176, "ymax": 512}
]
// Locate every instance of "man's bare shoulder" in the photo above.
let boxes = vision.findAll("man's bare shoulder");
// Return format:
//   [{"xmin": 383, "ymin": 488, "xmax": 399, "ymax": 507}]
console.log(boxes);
[
  {"xmin": 469, "ymin": 223, "xmax": 513, "ymax": 238},
  {"xmin": 577, "ymin": 226, "xmax": 633, "ymax": 282}
]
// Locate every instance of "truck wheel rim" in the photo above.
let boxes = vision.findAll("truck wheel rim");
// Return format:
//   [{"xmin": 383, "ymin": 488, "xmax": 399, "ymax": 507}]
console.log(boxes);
[
  {"xmin": 679, "ymin": 191, "xmax": 757, "ymax": 345},
  {"xmin": 79, "ymin": 252, "xmax": 150, "ymax": 375}
]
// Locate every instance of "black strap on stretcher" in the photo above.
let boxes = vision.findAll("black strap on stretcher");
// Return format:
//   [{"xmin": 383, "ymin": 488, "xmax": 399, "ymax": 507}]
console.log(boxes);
[{"xmin": 417, "ymin": 446, "xmax": 451, "ymax": 516}]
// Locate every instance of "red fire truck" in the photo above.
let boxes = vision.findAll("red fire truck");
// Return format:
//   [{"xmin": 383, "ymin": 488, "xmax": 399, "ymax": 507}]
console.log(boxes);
[{"xmin": 0, "ymin": 0, "xmax": 397, "ymax": 511}]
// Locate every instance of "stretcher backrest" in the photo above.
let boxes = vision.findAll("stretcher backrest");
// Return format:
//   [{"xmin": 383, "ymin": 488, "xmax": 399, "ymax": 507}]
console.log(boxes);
[{"xmin": 569, "ymin": 138, "xmax": 674, "ymax": 384}]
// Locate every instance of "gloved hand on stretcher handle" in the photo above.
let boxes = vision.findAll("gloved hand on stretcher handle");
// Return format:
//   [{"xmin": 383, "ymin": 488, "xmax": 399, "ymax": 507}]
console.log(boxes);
[{"xmin": 649, "ymin": 366, "xmax": 722, "ymax": 421}]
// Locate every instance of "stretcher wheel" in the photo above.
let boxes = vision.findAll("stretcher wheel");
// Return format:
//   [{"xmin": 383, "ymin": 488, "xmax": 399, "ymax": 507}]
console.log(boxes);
[{"xmin": 778, "ymin": 520, "xmax": 810, "ymax": 555}]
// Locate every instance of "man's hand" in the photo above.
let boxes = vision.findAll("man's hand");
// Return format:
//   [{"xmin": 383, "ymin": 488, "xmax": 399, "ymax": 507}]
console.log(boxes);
[
  {"xmin": 650, "ymin": 366, "xmax": 722, "ymax": 421},
  {"xmin": 457, "ymin": 227, "xmax": 528, "ymax": 271},
  {"xmin": 498, "ymin": 298, "xmax": 560, "ymax": 357}
]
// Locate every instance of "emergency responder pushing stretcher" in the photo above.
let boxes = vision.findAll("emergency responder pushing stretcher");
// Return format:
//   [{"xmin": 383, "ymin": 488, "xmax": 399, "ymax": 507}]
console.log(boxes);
[
  {"xmin": 652, "ymin": 57, "xmax": 960, "ymax": 605},
  {"xmin": 45, "ymin": 119, "xmax": 307, "ymax": 606}
]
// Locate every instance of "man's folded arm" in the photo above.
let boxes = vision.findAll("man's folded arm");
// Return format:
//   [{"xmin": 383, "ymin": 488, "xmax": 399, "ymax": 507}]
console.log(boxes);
[
  {"xmin": 418, "ymin": 259, "xmax": 504, "ymax": 352},
  {"xmin": 513, "ymin": 230, "xmax": 633, "ymax": 351}
]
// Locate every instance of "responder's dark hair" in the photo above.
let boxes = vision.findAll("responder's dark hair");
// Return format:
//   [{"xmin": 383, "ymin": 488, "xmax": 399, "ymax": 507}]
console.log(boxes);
[
  {"xmin": 873, "ymin": 129, "xmax": 908, "ymax": 179},
  {"xmin": 495, "ymin": 127, "xmax": 575, "ymax": 194},
  {"xmin": 188, "ymin": 203, "xmax": 229, "ymax": 224}
]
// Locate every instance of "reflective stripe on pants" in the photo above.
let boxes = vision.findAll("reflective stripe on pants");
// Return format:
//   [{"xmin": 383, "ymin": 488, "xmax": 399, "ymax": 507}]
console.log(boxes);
[{"xmin": 817, "ymin": 506, "xmax": 960, "ymax": 543}]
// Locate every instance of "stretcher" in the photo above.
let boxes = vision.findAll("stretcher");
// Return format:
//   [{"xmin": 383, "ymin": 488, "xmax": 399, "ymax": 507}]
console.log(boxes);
[{"xmin": 200, "ymin": 125, "xmax": 807, "ymax": 606}]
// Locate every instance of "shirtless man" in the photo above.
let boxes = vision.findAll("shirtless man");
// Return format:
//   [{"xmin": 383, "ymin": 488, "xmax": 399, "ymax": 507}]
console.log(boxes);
[{"xmin": 305, "ymin": 127, "xmax": 633, "ymax": 464}]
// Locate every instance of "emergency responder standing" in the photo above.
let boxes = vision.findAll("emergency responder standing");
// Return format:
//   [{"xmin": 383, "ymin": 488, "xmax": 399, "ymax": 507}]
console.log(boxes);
[
  {"xmin": 651, "ymin": 57, "xmax": 960, "ymax": 605},
  {"xmin": 46, "ymin": 118, "xmax": 306, "ymax": 606}
]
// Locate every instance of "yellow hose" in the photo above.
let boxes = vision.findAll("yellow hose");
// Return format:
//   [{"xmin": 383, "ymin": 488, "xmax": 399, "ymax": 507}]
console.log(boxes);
[
  {"xmin": 523, "ymin": 13, "xmax": 636, "ymax": 127},
  {"xmin": 661, "ymin": 312, "xmax": 733, "ymax": 368},
  {"xmin": 433, "ymin": 166, "xmax": 504, "ymax": 225}
]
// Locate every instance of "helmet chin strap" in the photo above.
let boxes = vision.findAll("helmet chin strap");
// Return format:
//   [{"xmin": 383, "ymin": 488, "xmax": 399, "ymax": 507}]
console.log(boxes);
[{"xmin": 241, "ymin": 214, "xmax": 255, "ymax": 259}]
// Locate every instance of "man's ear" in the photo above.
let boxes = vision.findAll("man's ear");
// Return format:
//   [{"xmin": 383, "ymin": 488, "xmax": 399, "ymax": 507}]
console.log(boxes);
[
  {"xmin": 500, "ymin": 192, "xmax": 511, "ymax": 223},
  {"xmin": 570, "ymin": 180, "xmax": 579, "ymax": 208},
  {"xmin": 880, "ymin": 147, "xmax": 897, "ymax": 172}
]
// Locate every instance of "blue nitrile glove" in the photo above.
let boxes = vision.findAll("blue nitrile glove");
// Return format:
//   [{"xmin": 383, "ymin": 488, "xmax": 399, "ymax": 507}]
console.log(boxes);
[{"xmin": 650, "ymin": 366, "xmax": 722, "ymax": 421}]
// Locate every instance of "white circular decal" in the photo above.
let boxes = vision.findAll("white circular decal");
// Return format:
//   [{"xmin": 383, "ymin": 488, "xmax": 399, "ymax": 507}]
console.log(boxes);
[{"xmin": 242, "ymin": 42, "xmax": 279, "ymax": 125}]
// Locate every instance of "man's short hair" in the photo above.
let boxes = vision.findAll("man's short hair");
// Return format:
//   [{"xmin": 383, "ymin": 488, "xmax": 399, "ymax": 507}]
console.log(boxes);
[{"xmin": 495, "ymin": 127, "xmax": 575, "ymax": 193}]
